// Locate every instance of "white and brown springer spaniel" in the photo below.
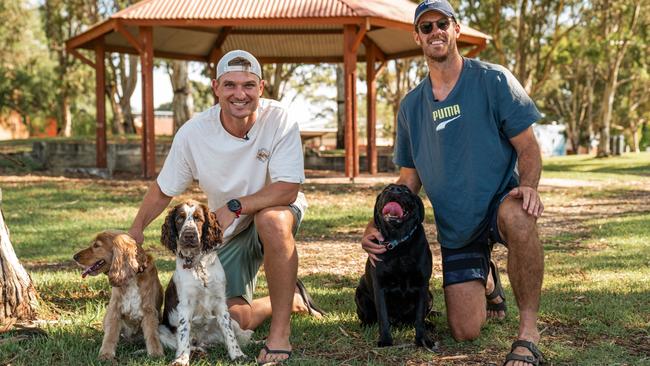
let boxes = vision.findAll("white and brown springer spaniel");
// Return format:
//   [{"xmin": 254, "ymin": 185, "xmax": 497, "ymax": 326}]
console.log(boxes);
[
  {"xmin": 73, "ymin": 230, "xmax": 164, "ymax": 360},
  {"xmin": 158, "ymin": 200, "xmax": 251, "ymax": 365}
]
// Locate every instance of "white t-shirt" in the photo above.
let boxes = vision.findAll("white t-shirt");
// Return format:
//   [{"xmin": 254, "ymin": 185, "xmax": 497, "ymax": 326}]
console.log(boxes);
[{"xmin": 157, "ymin": 98, "xmax": 306, "ymax": 241}]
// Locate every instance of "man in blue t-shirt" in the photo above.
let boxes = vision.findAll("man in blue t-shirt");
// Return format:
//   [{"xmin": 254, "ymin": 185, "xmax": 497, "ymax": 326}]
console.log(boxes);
[{"xmin": 361, "ymin": 1, "xmax": 545, "ymax": 365}]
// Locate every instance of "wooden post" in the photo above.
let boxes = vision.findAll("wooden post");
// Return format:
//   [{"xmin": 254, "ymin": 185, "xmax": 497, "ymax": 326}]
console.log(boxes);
[
  {"xmin": 208, "ymin": 48, "xmax": 223, "ymax": 106},
  {"xmin": 366, "ymin": 43, "xmax": 377, "ymax": 175},
  {"xmin": 140, "ymin": 27, "xmax": 155, "ymax": 179},
  {"xmin": 95, "ymin": 39, "xmax": 107, "ymax": 169},
  {"xmin": 343, "ymin": 25, "xmax": 359, "ymax": 178},
  {"xmin": 208, "ymin": 64, "xmax": 218, "ymax": 105}
]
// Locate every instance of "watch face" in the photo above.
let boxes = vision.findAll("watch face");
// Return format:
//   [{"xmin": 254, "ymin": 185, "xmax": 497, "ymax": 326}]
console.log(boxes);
[{"xmin": 227, "ymin": 199, "xmax": 241, "ymax": 212}]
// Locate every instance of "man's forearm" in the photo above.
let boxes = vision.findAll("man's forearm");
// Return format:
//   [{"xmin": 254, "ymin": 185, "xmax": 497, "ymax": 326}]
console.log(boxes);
[
  {"xmin": 238, "ymin": 181, "xmax": 299, "ymax": 216},
  {"xmin": 396, "ymin": 167, "xmax": 422, "ymax": 195},
  {"xmin": 517, "ymin": 144, "xmax": 542, "ymax": 189},
  {"xmin": 130, "ymin": 181, "xmax": 173, "ymax": 232}
]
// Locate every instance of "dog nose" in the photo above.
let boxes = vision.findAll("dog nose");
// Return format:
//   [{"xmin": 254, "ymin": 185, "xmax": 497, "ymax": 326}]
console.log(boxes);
[
  {"xmin": 73, "ymin": 253, "xmax": 80, "ymax": 261},
  {"xmin": 181, "ymin": 232, "xmax": 198, "ymax": 245}
]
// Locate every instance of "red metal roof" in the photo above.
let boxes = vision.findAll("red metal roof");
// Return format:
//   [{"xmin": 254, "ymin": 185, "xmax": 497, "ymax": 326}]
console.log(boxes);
[
  {"xmin": 67, "ymin": 0, "xmax": 491, "ymax": 62},
  {"xmin": 112, "ymin": 0, "xmax": 411, "ymax": 22}
]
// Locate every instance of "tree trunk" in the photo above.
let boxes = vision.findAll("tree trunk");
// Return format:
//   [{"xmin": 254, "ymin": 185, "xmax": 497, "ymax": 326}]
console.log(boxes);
[
  {"xmin": 119, "ymin": 55, "xmax": 138, "ymax": 134},
  {"xmin": 596, "ymin": 0, "xmax": 641, "ymax": 157},
  {"xmin": 106, "ymin": 63, "xmax": 125, "ymax": 135},
  {"xmin": 0, "ymin": 189, "xmax": 39, "ymax": 324},
  {"xmin": 264, "ymin": 63, "xmax": 284, "ymax": 101},
  {"xmin": 169, "ymin": 61, "xmax": 193, "ymax": 134},
  {"xmin": 61, "ymin": 94, "xmax": 72, "ymax": 137},
  {"xmin": 597, "ymin": 66, "xmax": 619, "ymax": 157},
  {"xmin": 336, "ymin": 64, "xmax": 345, "ymax": 149}
]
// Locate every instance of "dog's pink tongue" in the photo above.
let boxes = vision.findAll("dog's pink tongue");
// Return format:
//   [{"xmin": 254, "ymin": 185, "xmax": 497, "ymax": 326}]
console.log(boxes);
[
  {"xmin": 382, "ymin": 202, "xmax": 403, "ymax": 217},
  {"xmin": 81, "ymin": 259, "xmax": 105, "ymax": 278}
]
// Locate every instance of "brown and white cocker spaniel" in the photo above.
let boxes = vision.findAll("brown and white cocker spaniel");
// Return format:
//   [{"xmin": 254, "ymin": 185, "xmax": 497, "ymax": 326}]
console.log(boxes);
[
  {"xmin": 158, "ymin": 200, "xmax": 251, "ymax": 365},
  {"xmin": 73, "ymin": 230, "xmax": 164, "ymax": 360}
]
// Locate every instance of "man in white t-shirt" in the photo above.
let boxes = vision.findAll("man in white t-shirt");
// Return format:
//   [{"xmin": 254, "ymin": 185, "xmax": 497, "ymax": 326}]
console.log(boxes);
[{"xmin": 128, "ymin": 50, "xmax": 324, "ymax": 365}]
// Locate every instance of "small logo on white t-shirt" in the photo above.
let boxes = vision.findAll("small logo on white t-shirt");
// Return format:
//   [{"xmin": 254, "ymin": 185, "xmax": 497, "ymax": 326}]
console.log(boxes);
[{"xmin": 256, "ymin": 148, "xmax": 270, "ymax": 162}]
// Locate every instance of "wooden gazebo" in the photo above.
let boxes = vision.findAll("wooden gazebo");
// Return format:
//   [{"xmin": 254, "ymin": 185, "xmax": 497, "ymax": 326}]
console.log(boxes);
[{"xmin": 66, "ymin": 0, "xmax": 490, "ymax": 179}]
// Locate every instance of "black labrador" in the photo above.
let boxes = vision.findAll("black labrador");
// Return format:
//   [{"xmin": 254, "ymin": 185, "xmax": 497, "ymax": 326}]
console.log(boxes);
[{"xmin": 355, "ymin": 184, "xmax": 437, "ymax": 350}]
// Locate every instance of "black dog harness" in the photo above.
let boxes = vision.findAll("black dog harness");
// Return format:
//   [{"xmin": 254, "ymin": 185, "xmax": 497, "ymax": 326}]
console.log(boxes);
[{"xmin": 381, "ymin": 226, "xmax": 418, "ymax": 250}]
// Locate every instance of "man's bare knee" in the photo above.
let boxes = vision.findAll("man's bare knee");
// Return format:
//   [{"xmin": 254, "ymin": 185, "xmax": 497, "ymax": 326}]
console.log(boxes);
[
  {"xmin": 228, "ymin": 298, "xmax": 253, "ymax": 330},
  {"xmin": 448, "ymin": 312, "xmax": 482, "ymax": 341},
  {"xmin": 498, "ymin": 198, "xmax": 538, "ymax": 244},
  {"xmin": 449, "ymin": 321, "xmax": 481, "ymax": 342},
  {"xmin": 444, "ymin": 280, "xmax": 485, "ymax": 342},
  {"xmin": 255, "ymin": 207, "xmax": 294, "ymax": 249}
]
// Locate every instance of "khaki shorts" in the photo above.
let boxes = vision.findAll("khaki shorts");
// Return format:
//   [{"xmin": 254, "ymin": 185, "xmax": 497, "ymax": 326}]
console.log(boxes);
[{"xmin": 217, "ymin": 193, "xmax": 306, "ymax": 304}]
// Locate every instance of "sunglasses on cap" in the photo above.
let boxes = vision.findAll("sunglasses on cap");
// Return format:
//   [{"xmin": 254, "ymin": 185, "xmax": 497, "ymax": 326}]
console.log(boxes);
[{"xmin": 417, "ymin": 18, "xmax": 453, "ymax": 34}]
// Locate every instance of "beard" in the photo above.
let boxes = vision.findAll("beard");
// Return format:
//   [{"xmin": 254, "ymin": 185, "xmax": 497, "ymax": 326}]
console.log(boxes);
[
  {"xmin": 424, "ymin": 40, "xmax": 458, "ymax": 64},
  {"xmin": 431, "ymin": 54, "xmax": 449, "ymax": 63}
]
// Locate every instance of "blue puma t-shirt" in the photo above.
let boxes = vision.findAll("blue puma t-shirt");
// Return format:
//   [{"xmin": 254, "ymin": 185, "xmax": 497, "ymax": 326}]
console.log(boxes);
[{"xmin": 394, "ymin": 58, "xmax": 541, "ymax": 249}]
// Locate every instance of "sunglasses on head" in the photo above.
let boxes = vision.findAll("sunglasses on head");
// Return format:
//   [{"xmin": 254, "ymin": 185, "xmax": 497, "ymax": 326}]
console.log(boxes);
[{"xmin": 417, "ymin": 18, "xmax": 453, "ymax": 34}]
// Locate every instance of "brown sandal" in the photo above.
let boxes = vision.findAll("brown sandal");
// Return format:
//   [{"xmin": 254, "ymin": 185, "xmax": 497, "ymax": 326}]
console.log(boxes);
[{"xmin": 503, "ymin": 340, "xmax": 545, "ymax": 366}]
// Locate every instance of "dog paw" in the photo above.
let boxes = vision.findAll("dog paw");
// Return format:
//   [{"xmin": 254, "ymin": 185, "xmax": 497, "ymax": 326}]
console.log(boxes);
[
  {"xmin": 98, "ymin": 352, "xmax": 115, "ymax": 361},
  {"xmin": 230, "ymin": 352, "xmax": 248, "ymax": 363},
  {"xmin": 146, "ymin": 340, "xmax": 165, "ymax": 357},
  {"xmin": 149, "ymin": 349, "xmax": 165, "ymax": 358},
  {"xmin": 416, "ymin": 335, "xmax": 440, "ymax": 353},
  {"xmin": 169, "ymin": 355, "xmax": 190, "ymax": 366},
  {"xmin": 377, "ymin": 338, "xmax": 393, "ymax": 347}
]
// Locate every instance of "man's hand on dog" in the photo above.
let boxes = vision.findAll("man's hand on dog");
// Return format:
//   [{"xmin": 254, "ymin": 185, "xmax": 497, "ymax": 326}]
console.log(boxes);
[
  {"xmin": 361, "ymin": 225, "xmax": 386, "ymax": 266},
  {"xmin": 507, "ymin": 186, "xmax": 544, "ymax": 218},
  {"xmin": 128, "ymin": 228, "xmax": 145, "ymax": 245}
]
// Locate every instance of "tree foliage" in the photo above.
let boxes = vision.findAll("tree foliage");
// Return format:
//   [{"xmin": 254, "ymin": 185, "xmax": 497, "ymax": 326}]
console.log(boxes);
[
  {"xmin": 0, "ymin": 0, "xmax": 57, "ymax": 132},
  {"xmin": 41, "ymin": 0, "xmax": 99, "ymax": 136},
  {"xmin": 459, "ymin": 0, "xmax": 648, "ymax": 155}
]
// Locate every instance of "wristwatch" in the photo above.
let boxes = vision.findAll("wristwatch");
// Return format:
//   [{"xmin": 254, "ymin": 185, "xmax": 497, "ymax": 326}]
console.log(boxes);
[{"xmin": 227, "ymin": 199, "xmax": 242, "ymax": 218}]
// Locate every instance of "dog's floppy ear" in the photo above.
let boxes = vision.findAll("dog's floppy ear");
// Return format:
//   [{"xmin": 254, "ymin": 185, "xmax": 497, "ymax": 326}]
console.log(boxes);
[
  {"xmin": 108, "ymin": 233, "xmax": 141, "ymax": 287},
  {"xmin": 415, "ymin": 194, "xmax": 425, "ymax": 224},
  {"xmin": 373, "ymin": 191, "xmax": 386, "ymax": 236},
  {"xmin": 161, "ymin": 206, "xmax": 178, "ymax": 253},
  {"xmin": 201, "ymin": 204, "xmax": 222, "ymax": 251}
]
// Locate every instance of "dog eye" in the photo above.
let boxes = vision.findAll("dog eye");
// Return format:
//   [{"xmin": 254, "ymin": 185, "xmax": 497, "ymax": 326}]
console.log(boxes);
[{"xmin": 93, "ymin": 242, "xmax": 100, "ymax": 248}]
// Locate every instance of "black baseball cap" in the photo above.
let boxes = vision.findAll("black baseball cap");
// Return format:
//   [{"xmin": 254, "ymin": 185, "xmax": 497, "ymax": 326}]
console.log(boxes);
[{"xmin": 414, "ymin": 0, "xmax": 457, "ymax": 24}]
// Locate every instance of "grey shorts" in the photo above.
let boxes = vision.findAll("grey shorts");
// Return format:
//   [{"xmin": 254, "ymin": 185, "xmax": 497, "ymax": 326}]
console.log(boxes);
[{"xmin": 217, "ymin": 194, "xmax": 306, "ymax": 304}]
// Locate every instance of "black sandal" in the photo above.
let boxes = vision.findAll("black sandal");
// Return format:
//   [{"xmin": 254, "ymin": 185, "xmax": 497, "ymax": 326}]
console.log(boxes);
[
  {"xmin": 257, "ymin": 344, "xmax": 292, "ymax": 365},
  {"xmin": 503, "ymin": 340, "xmax": 545, "ymax": 366},
  {"xmin": 296, "ymin": 278, "xmax": 326, "ymax": 316},
  {"xmin": 486, "ymin": 260, "xmax": 507, "ymax": 315}
]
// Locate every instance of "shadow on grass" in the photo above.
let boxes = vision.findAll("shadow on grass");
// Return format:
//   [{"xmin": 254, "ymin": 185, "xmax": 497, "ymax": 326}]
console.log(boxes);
[
  {"xmin": 581, "ymin": 188, "xmax": 650, "ymax": 199},
  {"xmin": 543, "ymin": 161, "xmax": 650, "ymax": 177}
]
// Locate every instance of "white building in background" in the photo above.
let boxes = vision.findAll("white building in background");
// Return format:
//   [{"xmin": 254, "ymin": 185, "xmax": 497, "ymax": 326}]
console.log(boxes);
[{"xmin": 533, "ymin": 122, "xmax": 566, "ymax": 156}]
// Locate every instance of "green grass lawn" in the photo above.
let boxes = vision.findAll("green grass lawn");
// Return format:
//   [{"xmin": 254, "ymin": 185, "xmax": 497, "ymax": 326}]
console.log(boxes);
[{"xmin": 1, "ymin": 152, "xmax": 649, "ymax": 365}]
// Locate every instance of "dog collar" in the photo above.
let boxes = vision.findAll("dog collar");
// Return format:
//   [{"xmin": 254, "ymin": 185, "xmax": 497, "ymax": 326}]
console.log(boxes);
[{"xmin": 381, "ymin": 225, "xmax": 418, "ymax": 250}]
